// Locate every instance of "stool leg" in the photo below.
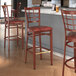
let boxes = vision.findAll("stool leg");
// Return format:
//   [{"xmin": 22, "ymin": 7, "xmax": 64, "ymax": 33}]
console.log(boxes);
[
  {"xmin": 17, "ymin": 25, "xmax": 18, "ymax": 47},
  {"xmin": 22, "ymin": 23, "xmax": 24, "ymax": 49},
  {"xmin": 39, "ymin": 33, "xmax": 42, "ymax": 60},
  {"xmin": 74, "ymin": 43, "xmax": 76, "ymax": 73},
  {"xmin": 50, "ymin": 30, "xmax": 53, "ymax": 65},
  {"xmin": 8, "ymin": 26, "xmax": 10, "ymax": 51},
  {"xmin": 11, "ymin": 10, "xmax": 12, "ymax": 18},
  {"xmin": 33, "ymin": 32, "xmax": 36, "ymax": 69},
  {"xmin": 62, "ymin": 40, "xmax": 66, "ymax": 76},
  {"xmin": 4, "ymin": 23, "xmax": 6, "ymax": 48},
  {"xmin": 25, "ymin": 32, "xmax": 28, "ymax": 63}
]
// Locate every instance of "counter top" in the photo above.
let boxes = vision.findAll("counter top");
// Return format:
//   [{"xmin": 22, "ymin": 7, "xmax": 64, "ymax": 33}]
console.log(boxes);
[
  {"xmin": 21, "ymin": 7, "xmax": 61, "ymax": 15},
  {"xmin": 40, "ymin": 7, "xmax": 76, "ymax": 15},
  {"xmin": 40, "ymin": 7, "xmax": 61, "ymax": 15},
  {"xmin": 21, "ymin": 7, "xmax": 76, "ymax": 16}
]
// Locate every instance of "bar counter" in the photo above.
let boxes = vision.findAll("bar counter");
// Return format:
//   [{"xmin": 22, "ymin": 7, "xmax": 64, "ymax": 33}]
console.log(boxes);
[
  {"xmin": 40, "ymin": 7, "xmax": 61, "ymax": 15},
  {"xmin": 24, "ymin": 7, "xmax": 74, "ymax": 57}
]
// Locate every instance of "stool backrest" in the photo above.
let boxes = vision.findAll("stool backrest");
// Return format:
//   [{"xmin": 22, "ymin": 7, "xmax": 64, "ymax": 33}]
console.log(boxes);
[
  {"xmin": 24, "ymin": 7, "xmax": 40, "ymax": 28},
  {"xmin": 16, "ymin": 2, "xmax": 21, "ymax": 17},
  {"xmin": 61, "ymin": 9, "xmax": 76, "ymax": 32},
  {"xmin": 2, "ymin": 5, "xmax": 9, "ymax": 23}
]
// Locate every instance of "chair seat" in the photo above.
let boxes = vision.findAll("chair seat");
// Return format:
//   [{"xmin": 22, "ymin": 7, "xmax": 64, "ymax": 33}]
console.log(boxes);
[
  {"xmin": 6, "ymin": 19, "xmax": 24, "ymax": 24},
  {"xmin": 67, "ymin": 32, "xmax": 76, "ymax": 42},
  {"xmin": 28, "ymin": 26, "xmax": 52, "ymax": 32},
  {"xmin": 10, "ymin": 19, "xmax": 24, "ymax": 24}
]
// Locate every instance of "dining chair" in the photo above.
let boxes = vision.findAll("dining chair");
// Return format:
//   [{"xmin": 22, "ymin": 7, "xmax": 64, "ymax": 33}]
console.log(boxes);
[
  {"xmin": 11, "ymin": 2, "xmax": 21, "ymax": 18},
  {"xmin": 24, "ymin": 7, "xmax": 53, "ymax": 69},
  {"xmin": 2, "ymin": 5, "xmax": 24, "ymax": 51},
  {"xmin": 61, "ymin": 9, "xmax": 76, "ymax": 76}
]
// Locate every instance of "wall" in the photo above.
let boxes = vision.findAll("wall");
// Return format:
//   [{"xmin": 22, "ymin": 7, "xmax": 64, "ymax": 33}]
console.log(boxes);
[
  {"xmin": 28, "ymin": 0, "xmax": 33, "ymax": 7},
  {"xmin": 62, "ymin": 0, "xmax": 76, "ymax": 7},
  {"xmin": 28, "ymin": 0, "xmax": 40, "ymax": 7},
  {"xmin": 51, "ymin": 0, "xmax": 61, "ymax": 6},
  {"xmin": 63, "ymin": 0, "xmax": 69, "ymax": 7},
  {"xmin": 32, "ymin": 0, "xmax": 41, "ymax": 5},
  {"xmin": 0, "ymin": 0, "xmax": 11, "ymax": 17},
  {"xmin": 69, "ymin": 0, "xmax": 76, "ymax": 7}
]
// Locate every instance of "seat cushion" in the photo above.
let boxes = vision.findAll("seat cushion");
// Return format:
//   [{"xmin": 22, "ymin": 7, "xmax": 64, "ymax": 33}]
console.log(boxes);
[
  {"xmin": 28, "ymin": 26, "xmax": 52, "ymax": 32},
  {"xmin": 67, "ymin": 32, "xmax": 76, "ymax": 42}
]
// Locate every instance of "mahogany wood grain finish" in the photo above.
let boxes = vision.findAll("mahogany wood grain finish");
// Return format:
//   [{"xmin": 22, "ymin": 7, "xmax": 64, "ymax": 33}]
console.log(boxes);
[
  {"xmin": 61, "ymin": 9, "xmax": 76, "ymax": 76},
  {"xmin": 24, "ymin": 7, "xmax": 53, "ymax": 69},
  {"xmin": 2, "ymin": 5, "xmax": 24, "ymax": 51}
]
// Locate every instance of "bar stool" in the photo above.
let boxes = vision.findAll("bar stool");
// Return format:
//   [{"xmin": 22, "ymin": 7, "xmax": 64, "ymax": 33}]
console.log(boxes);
[
  {"xmin": 61, "ymin": 9, "xmax": 76, "ymax": 76},
  {"xmin": 11, "ymin": 2, "xmax": 21, "ymax": 18},
  {"xmin": 24, "ymin": 7, "xmax": 53, "ymax": 69},
  {"xmin": 2, "ymin": 5, "xmax": 24, "ymax": 51}
]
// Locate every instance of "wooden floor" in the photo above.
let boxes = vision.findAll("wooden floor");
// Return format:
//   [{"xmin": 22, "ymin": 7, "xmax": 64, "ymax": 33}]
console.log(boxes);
[{"xmin": 0, "ymin": 23, "xmax": 76, "ymax": 76}]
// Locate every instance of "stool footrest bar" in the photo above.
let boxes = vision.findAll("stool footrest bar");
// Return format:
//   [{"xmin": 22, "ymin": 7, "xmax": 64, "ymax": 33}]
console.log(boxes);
[
  {"xmin": 65, "ymin": 57, "xmax": 76, "ymax": 70},
  {"xmin": 36, "ymin": 51, "xmax": 51, "ymax": 55}
]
